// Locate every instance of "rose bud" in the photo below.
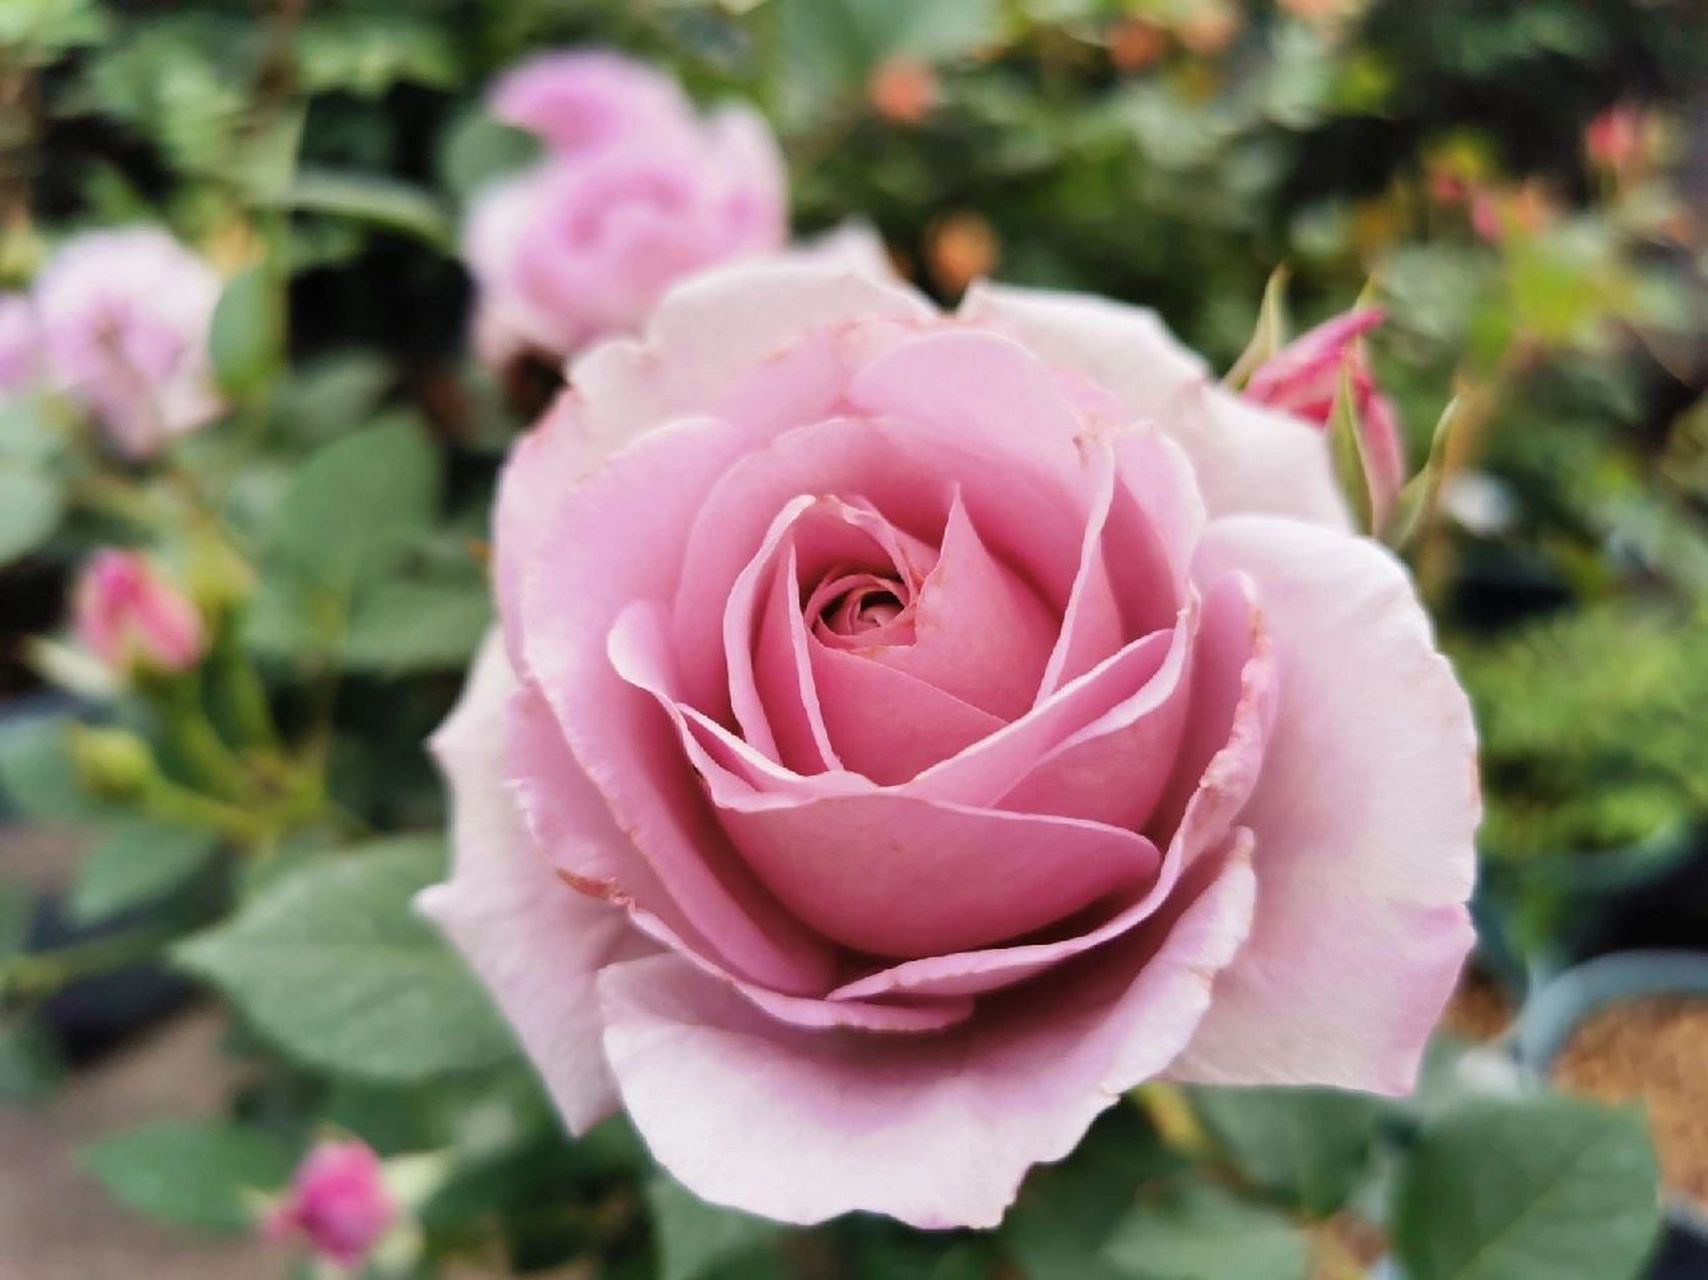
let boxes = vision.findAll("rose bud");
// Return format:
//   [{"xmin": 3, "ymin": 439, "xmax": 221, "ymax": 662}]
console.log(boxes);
[
  {"xmin": 34, "ymin": 228, "xmax": 224, "ymax": 460},
  {"xmin": 73, "ymin": 549, "xmax": 206, "ymax": 678},
  {"xmin": 463, "ymin": 51, "xmax": 786, "ymax": 371},
  {"xmin": 1244, "ymin": 308, "xmax": 1405, "ymax": 530},
  {"xmin": 420, "ymin": 260, "xmax": 1478, "ymax": 1228},
  {"xmin": 263, "ymin": 1140, "xmax": 397, "ymax": 1270},
  {"xmin": 0, "ymin": 292, "xmax": 41, "ymax": 397},
  {"xmin": 1586, "ymin": 105, "xmax": 1645, "ymax": 175}
]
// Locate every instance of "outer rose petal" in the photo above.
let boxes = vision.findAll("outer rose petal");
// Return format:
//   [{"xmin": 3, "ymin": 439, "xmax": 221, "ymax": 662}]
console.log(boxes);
[
  {"xmin": 959, "ymin": 282, "xmax": 1350, "ymax": 531},
  {"xmin": 489, "ymin": 51, "xmax": 694, "ymax": 154},
  {"xmin": 1169, "ymin": 516, "xmax": 1479, "ymax": 1094},
  {"xmin": 568, "ymin": 259, "xmax": 933, "ymax": 463},
  {"xmin": 598, "ymin": 833, "xmax": 1256, "ymax": 1227},
  {"xmin": 417, "ymin": 635, "xmax": 652, "ymax": 1132}
]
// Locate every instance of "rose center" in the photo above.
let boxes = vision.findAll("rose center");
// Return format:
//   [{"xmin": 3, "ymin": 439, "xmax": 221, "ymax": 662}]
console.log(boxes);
[{"xmin": 816, "ymin": 575, "xmax": 909, "ymax": 639}]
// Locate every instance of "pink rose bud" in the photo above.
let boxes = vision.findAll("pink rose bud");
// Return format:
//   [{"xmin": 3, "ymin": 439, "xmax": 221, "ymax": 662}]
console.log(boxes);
[
  {"xmin": 35, "ymin": 228, "xmax": 224, "ymax": 460},
  {"xmin": 1586, "ymin": 105, "xmax": 1644, "ymax": 174},
  {"xmin": 1244, "ymin": 308, "xmax": 1406, "ymax": 527},
  {"xmin": 0, "ymin": 293, "xmax": 42, "ymax": 396},
  {"xmin": 73, "ymin": 549, "xmax": 206, "ymax": 676},
  {"xmin": 463, "ymin": 51, "xmax": 786, "ymax": 369},
  {"xmin": 263, "ymin": 1140, "xmax": 396, "ymax": 1269}
]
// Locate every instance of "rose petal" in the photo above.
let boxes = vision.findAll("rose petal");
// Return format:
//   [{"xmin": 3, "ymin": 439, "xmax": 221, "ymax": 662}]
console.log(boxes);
[
  {"xmin": 418, "ymin": 635, "xmax": 653, "ymax": 1132},
  {"xmin": 1168, "ymin": 516, "xmax": 1479, "ymax": 1095},
  {"xmin": 672, "ymin": 415, "xmax": 1086, "ymax": 719},
  {"xmin": 960, "ymin": 282, "xmax": 1349, "ymax": 530},
  {"xmin": 848, "ymin": 490, "xmax": 1057, "ymax": 719},
  {"xmin": 598, "ymin": 831, "xmax": 1254, "ymax": 1227},
  {"xmin": 508, "ymin": 411, "xmax": 840, "ymax": 995},
  {"xmin": 828, "ymin": 574, "xmax": 1269, "ymax": 1003}
]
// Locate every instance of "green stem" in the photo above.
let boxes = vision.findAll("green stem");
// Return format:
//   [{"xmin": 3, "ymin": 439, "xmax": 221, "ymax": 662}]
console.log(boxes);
[{"xmin": 2, "ymin": 919, "xmax": 182, "ymax": 1004}]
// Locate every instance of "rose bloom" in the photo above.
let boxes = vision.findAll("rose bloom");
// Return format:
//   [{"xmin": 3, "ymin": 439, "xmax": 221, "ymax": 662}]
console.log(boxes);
[
  {"xmin": 464, "ymin": 51, "xmax": 787, "ymax": 368},
  {"xmin": 421, "ymin": 261, "xmax": 1479, "ymax": 1227},
  {"xmin": 34, "ymin": 228, "xmax": 224, "ymax": 460},
  {"xmin": 73, "ymin": 549, "xmax": 205, "ymax": 677},
  {"xmin": 0, "ymin": 293, "xmax": 41, "ymax": 396},
  {"xmin": 263, "ymin": 1140, "xmax": 396, "ymax": 1269},
  {"xmin": 1243, "ymin": 308, "xmax": 1406, "ymax": 528}
]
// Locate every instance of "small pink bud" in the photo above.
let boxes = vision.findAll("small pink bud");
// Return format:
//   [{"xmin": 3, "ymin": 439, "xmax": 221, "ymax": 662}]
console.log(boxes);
[
  {"xmin": 73, "ymin": 550, "xmax": 206, "ymax": 677},
  {"xmin": 1245, "ymin": 309, "xmax": 1406, "ymax": 528},
  {"xmin": 1586, "ymin": 105, "xmax": 1644, "ymax": 173},
  {"xmin": 263, "ymin": 1140, "xmax": 396, "ymax": 1270}
]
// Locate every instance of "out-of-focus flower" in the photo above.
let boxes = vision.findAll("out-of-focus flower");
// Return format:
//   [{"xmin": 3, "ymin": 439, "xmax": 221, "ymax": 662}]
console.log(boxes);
[
  {"xmin": 1245, "ymin": 309, "xmax": 1406, "ymax": 528},
  {"xmin": 1586, "ymin": 105, "xmax": 1646, "ymax": 175},
  {"xmin": 1175, "ymin": 1, "xmax": 1242, "ymax": 57},
  {"xmin": 34, "ymin": 228, "xmax": 224, "ymax": 460},
  {"xmin": 73, "ymin": 549, "xmax": 206, "ymax": 678},
  {"xmin": 867, "ymin": 57, "xmax": 939, "ymax": 125},
  {"xmin": 263, "ymin": 1140, "xmax": 397, "ymax": 1271},
  {"xmin": 464, "ymin": 51, "xmax": 786, "ymax": 369},
  {"xmin": 490, "ymin": 50, "xmax": 692, "ymax": 155},
  {"xmin": 421, "ymin": 260, "xmax": 1477, "ymax": 1229},
  {"xmin": 0, "ymin": 293, "xmax": 41, "ymax": 396},
  {"xmin": 1471, "ymin": 180, "xmax": 1558, "ymax": 246},
  {"xmin": 925, "ymin": 212, "xmax": 999, "ymax": 295},
  {"xmin": 1279, "ymin": 0, "xmax": 1368, "ymax": 24},
  {"xmin": 1108, "ymin": 18, "xmax": 1168, "ymax": 72}
]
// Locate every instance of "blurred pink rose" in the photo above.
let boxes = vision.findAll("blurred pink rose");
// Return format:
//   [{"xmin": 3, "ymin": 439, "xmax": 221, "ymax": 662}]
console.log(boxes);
[
  {"xmin": 263, "ymin": 1140, "xmax": 396, "ymax": 1269},
  {"xmin": 35, "ymin": 228, "xmax": 224, "ymax": 459},
  {"xmin": 464, "ymin": 51, "xmax": 786, "ymax": 368},
  {"xmin": 1245, "ymin": 309, "xmax": 1406, "ymax": 528},
  {"xmin": 421, "ymin": 261, "xmax": 1479, "ymax": 1228},
  {"xmin": 490, "ymin": 50, "xmax": 694, "ymax": 155},
  {"xmin": 0, "ymin": 293, "xmax": 41, "ymax": 395},
  {"xmin": 73, "ymin": 549, "xmax": 205, "ymax": 676}
]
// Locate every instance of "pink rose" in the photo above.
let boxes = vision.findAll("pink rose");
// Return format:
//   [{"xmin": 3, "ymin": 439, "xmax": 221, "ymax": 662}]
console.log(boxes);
[
  {"xmin": 1244, "ymin": 308, "xmax": 1406, "ymax": 528},
  {"xmin": 263, "ymin": 1140, "xmax": 396, "ymax": 1269},
  {"xmin": 420, "ymin": 262, "xmax": 1479, "ymax": 1228},
  {"xmin": 35, "ymin": 228, "xmax": 224, "ymax": 460},
  {"xmin": 73, "ymin": 549, "xmax": 205, "ymax": 676},
  {"xmin": 464, "ymin": 51, "xmax": 786, "ymax": 368},
  {"xmin": 0, "ymin": 293, "xmax": 41, "ymax": 396}
]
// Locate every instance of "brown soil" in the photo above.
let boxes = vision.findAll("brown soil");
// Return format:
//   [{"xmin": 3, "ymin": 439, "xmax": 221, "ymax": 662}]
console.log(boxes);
[
  {"xmin": 1552, "ymin": 996, "xmax": 1708, "ymax": 1212},
  {"xmin": 1441, "ymin": 967, "xmax": 1516, "ymax": 1043}
]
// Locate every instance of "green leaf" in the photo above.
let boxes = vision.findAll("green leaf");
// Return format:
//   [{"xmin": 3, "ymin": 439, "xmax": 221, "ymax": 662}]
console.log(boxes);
[
  {"xmin": 269, "ymin": 352, "xmax": 392, "ymax": 443},
  {"xmin": 0, "ymin": 880, "xmax": 33, "ymax": 965},
  {"xmin": 1003, "ymin": 1108, "xmax": 1184, "ymax": 1280},
  {"xmin": 781, "ymin": 0, "xmax": 1002, "ymax": 95},
  {"xmin": 648, "ymin": 1175, "xmax": 781, "ymax": 1280},
  {"xmin": 1103, "ymin": 1181, "xmax": 1309, "ymax": 1280},
  {"xmin": 209, "ymin": 266, "xmax": 284, "ymax": 399},
  {"xmin": 342, "ymin": 576, "xmax": 492, "ymax": 674},
  {"xmin": 0, "ymin": 715, "xmax": 115, "ymax": 822},
  {"xmin": 438, "ymin": 110, "xmax": 542, "ymax": 202},
  {"xmin": 1190, "ymin": 1086, "xmax": 1384, "ymax": 1218},
  {"xmin": 1391, "ymin": 1095, "xmax": 1662, "ymax": 1280},
  {"xmin": 266, "ymin": 169, "xmax": 455, "ymax": 253},
  {"xmin": 70, "ymin": 822, "xmax": 219, "ymax": 924},
  {"xmin": 265, "ymin": 415, "xmax": 440, "ymax": 595},
  {"xmin": 0, "ymin": 464, "xmax": 63, "ymax": 569},
  {"xmin": 176, "ymin": 836, "xmax": 514, "ymax": 1080},
  {"xmin": 0, "ymin": 1018, "xmax": 62, "ymax": 1101},
  {"xmin": 83, "ymin": 1120, "xmax": 293, "ymax": 1233}
]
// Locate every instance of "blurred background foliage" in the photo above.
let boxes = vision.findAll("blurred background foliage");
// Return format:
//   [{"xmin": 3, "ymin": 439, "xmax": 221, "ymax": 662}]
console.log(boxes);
[{"xmin": 3, "ymin": 1, "xmax": 1708, "ymax": 1278}]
